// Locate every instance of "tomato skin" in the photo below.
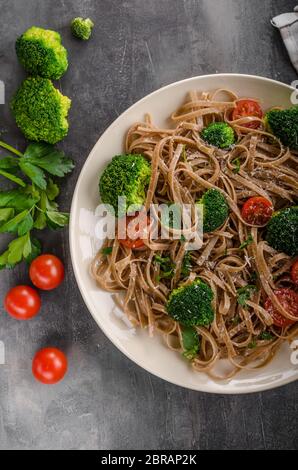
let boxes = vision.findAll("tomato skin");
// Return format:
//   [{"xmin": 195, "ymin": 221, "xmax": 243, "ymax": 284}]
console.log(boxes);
[
  {"xmin": 241, "ymin": 196, "xmax": 273, "ymax": 225},
  {"xmin": 32, "ymin": 348, "xmax": 68, "ymax": 385},
  {"xmin": 4, "ymin": 285, "xmax": 41, "ymax": 320},
  {"xmin": 264, "ymin": 288, "xmax": 298, "ymax": 328},
  {"xmin": 118, "ymin": 213, "xmax": 151, "ymax": 249},
  {"xmin": 291, "ymin": 260, "xmax": 298, "ymax": 285},
  {"xmin": 29, "ymin": 254, "xmax": 65, "ymax": 291},
  {"xmin": 232, "ymin": 99, "xmax": 263, "ymax": 129}
]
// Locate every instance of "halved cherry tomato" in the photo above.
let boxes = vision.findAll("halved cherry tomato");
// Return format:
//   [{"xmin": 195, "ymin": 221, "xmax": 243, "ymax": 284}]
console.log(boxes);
[
  {"xmin": 264, "ymin": 288, "xmax": 298, "ymax": 328},
  {"xmin": 118, "ymin": 213, "xmax": 151, "ymax": 249},
  {"xmin": 241, "ymin": 196, "xmax": 273, "ymax": 225},
  {"xmin": 232, "ymin": 99, "xmax": 263, "ymax": 129},
  {"xmin": 29, "ymin": 254, "xmax": 65, "ymax": 291},
  {"xmin": 32, "ymin": 348, "xmax": 68, "ymax": 385},
  {"xmin": 291, "ymin": 260, "xmax": 298, "ymax": 285},
  {"xmin": 4, "ymin": 285, "xmax": 41, "ymax": 320}
]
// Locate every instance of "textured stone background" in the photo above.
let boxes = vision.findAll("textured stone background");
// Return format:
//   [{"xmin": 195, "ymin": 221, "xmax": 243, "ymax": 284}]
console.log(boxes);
[{"xmin": 0, "ymin": 0, "xmax": 297, "ymax": 450}]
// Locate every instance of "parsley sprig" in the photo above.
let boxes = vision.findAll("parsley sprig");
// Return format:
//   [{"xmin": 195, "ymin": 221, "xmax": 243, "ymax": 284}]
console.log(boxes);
[{"xmin": 0, "ymin": 140, "xmax": 74, "ymax": 269}]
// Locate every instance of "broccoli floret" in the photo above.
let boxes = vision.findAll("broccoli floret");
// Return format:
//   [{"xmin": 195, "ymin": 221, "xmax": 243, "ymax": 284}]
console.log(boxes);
[
  {"xmin": 166, "ymin": 279, "xmax": 214, "ymax": 327},
  {"xmin": 197, "ymin": 188, "xmax": 229, "ymax": 233},
  {"xmin": 99, "ymin": 154, "xmax": 151, "ymax": 217},
  {"xmin": 266, "ymin": 206, "xmax": 298, "ymax": 256},
  {"xmin": 11, "ymin": 77, "xmax": 71, "ymax": 144},
  {"xmin": 71, "ymin": 18, "xmax": 94, "ymax": 40},
  {"xmin": 16, "ymin": 26, "xmax": 68, "ymax": 79},
  {"xmin": 201, "ymin": 122, "xmax": 235, "ymax": 149},
  {"xmin": 264, "ymin": 107, "xmax": 298, "ymax": 149}
]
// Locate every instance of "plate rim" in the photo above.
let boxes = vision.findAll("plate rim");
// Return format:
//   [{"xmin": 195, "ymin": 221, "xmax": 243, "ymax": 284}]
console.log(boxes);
[{"xmin": 69, "ymin": 73, "xmax": 297, "ymax": 394}]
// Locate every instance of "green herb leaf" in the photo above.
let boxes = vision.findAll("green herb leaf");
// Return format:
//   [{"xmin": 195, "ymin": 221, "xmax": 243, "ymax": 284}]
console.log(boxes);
[
  {"xmin": 248, "ymin": 339, "xmax": 257, "ymax": 349},
  {"xmin": 102, "ymin": 247, "xmax": 113, "ymax": 255},
  {"xmin": 0, "ymin": 189, "xmax": 39, "ymax": 211},
  {"xmin": 259, "ymin": 331, "xmax": 274, "ymax": 341},
  {"xmin": 46, "ymin": 179, "xmax": 60, "ymax": 201},
  {"xmin": 46, "ymin": 211, "xmax": 69, "ymax": 229},
  {"xmin": 23, "ymin": 143, "xmax": 74, "ymax": 177},
  {"xmin": 0, "ymin": 209, "xmax": 29, "ymax": 234},
  {"xmin": 25, "ymin": 238, "xmax": 41, "ymax": 264},
  {"xmin": 181, "ymin": 325, "xmax": 200, "ymax": 360},
  {"xmin": 232, "ymin": 158, "xmax": 241, "ymax": 173},
  {"xmin": 33, "ymin": 211, "xmax": 47, "ymax": 230},
  {"xmin": 181, "ymin": 251, "xmax": 192, "ymax": 278},
  {"xmin": 19, "ymin": 160, "xmax": 47, "ymax": 190},
  {"xmin": 0, "ymin": 157, "xmax": 20, "ymax": 174},
  {"xmin": 236, "ymin": 285, "xmax": 257, "ymax": 308},
  {"xmin": 0, "ymin": 208, "xmax": 15, "ymax": 223},
  {"xmin": 6, "ymin": 233, "xmax": 30, "ymax": 266},
  {"xmin": 18, "ymin": 213, "xmax": 34, "ymax": 236},
  {"xmin": 239, "ymin": 234, "xmax": 253, "ymax": 250},
  {"xmin": 154, "ymin": 254, "xmax": 175, "ymax": 280}
]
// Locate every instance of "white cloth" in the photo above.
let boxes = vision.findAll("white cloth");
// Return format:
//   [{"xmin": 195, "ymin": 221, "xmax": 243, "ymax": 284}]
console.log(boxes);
[{"xmin": 271, "ymin": 6, "xmax": 298, "ymax": 73}]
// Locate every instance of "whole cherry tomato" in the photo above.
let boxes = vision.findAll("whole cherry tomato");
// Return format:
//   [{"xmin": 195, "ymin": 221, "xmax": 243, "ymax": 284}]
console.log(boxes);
[
  {"xmin": 32, "ymin": 348, "xmax": 68, "ymax": 384},
  {"xmin": 4, "ymin": 285, "xmax": 41, "ymax": 320}
]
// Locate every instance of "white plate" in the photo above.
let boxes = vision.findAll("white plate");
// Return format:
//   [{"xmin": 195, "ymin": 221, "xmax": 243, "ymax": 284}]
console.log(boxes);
[{"xmin": 70, "ymin": 74, "xmax": 298, "ymax": 394}]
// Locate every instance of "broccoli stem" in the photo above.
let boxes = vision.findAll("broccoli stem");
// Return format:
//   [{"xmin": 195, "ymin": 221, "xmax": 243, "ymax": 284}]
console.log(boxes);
[{"xmin": 0, "ymin": 140, "xmax": 23, "ymax": 157}]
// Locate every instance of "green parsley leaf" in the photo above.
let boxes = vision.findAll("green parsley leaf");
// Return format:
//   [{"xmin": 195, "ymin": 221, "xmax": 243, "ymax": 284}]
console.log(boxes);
[
  {"xmin": 0, "ymin": 209, "xmax": 30, "ymax": 234},
  {"xmin": 236, "ymin": 285, "xmax": 257, "ymax": 308},
  {"xmin": 46, "ymin": 179, "xmax": 60, "ymax": 201},
  {"xmin": 181, "ymin": 251, "xmax": 192, "ymax": 278},
  {"xmin": 181, "ymin": 325, "xmax": 200, "ymax": 360},
  {"xmin": 25, "ymin": 238, "xmax": 41, "ymax": 264},
  {"xmin": 102, "ymin": 247, "xmax": 113, "ymax": 255},
  {"xmin": 0, "ymin": 233, "xmax": 31, "ymax": 268},
  {"xmin": 0, "ymin": 157, "xmax": 20, "ymax": 173},
  {"xmin": 259, "ymin": 331, "xmax": 274, "ymax": 341},
  {"xmin": 23, "ymin": 143, "xmax": 74, "ymax": 177},
  {"xmin": 46, "ymin": 211, "xmax": 69, "ymax": 229},
  {"xmin": 18, "ymin": 213, "xmax": 34, "ymax": 236},
  {"xmin": 0, "ymin": 189, "xmax": 39, "ymax": 211},
  {"xmin": 0, "ymin": 208, "xmax": 15, "ymax": 223},
  {"xmin": 232, "ymin": 158, "xmax": 241, "ymax": 173},
  {"xmin": 239, "ymin": 234, "xmax": 253, "ymax": 250},
  {"xmin": 19, "ymin": 160, "xmax": 47, "ymax": 190},
  {"xmin": 154, "ymin": 254, "xmax": 175, "ymax": 280},
  {"xmin": 248, "ymin": 339, "xmax": 257, "ymax": 349}
]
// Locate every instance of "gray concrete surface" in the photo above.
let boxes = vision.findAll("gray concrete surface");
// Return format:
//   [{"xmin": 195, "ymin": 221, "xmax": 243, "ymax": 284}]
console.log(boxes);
[{"xmin": 0, "ymin": 0, "xmax": 297, "ymax": 450}]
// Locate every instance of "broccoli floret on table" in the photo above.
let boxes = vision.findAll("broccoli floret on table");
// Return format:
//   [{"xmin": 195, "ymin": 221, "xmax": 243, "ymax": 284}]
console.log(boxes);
[
  {"xmin": 71, "ymin": 18, "xmax": 94, "ymax": 40},
  {"xmin": 266, "ymin": 206, "xmax": 298, "ymax": 257},
  {"xmin": 16, "ymin": 26, "xmax": 68, "ymax": 79},
  {"xmin": 197, "ymin": 188, "xmax": 229, "ymax": 233},
  {"xmin": 201, "ymin": 122, "xmax": 235, "ymax": 149},
  {"xmin": 166, "ymin": 279, "xmax": 214, "ymax": 327},
  {"xmin": 264, "ymin": 106, "xmax": 298, "ymax": 149},
  {"xmin": 99, "ymin": 154, "xmax": 151, "ymax": 217},
  {"xmin": 11, "ymin": 77, "xmax": 71, "ymax": 144}
]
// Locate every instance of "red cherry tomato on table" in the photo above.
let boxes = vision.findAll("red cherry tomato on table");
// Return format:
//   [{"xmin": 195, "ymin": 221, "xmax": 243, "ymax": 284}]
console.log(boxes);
[
  {"xmin": 29, "ymin": 254, "xmax": 65, "ymax": 290},
  {"xmin": 4, "ymin": 285, "xmax": 41, "ymax": 320},
  {"xmin": 118, "ymin": 213, "xmax": 151, "ymax": 249},
  {"xmin": 232, "ymin": 99, "xmax": 263, "ymax": 129},
  {"xmin": 32, "ymin": 348, "xmax": 68, "ymax": 385},
  {"xmin": 264, "ymin": 288, "xmax": 298, "ymax": 328},
  {"xmin": 291, "ymin": 260, "xmax": 298, "ymax": 285},
  {"xmin": 241, "ymin": 196, "xmax": 273, "ymax": 225}
]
